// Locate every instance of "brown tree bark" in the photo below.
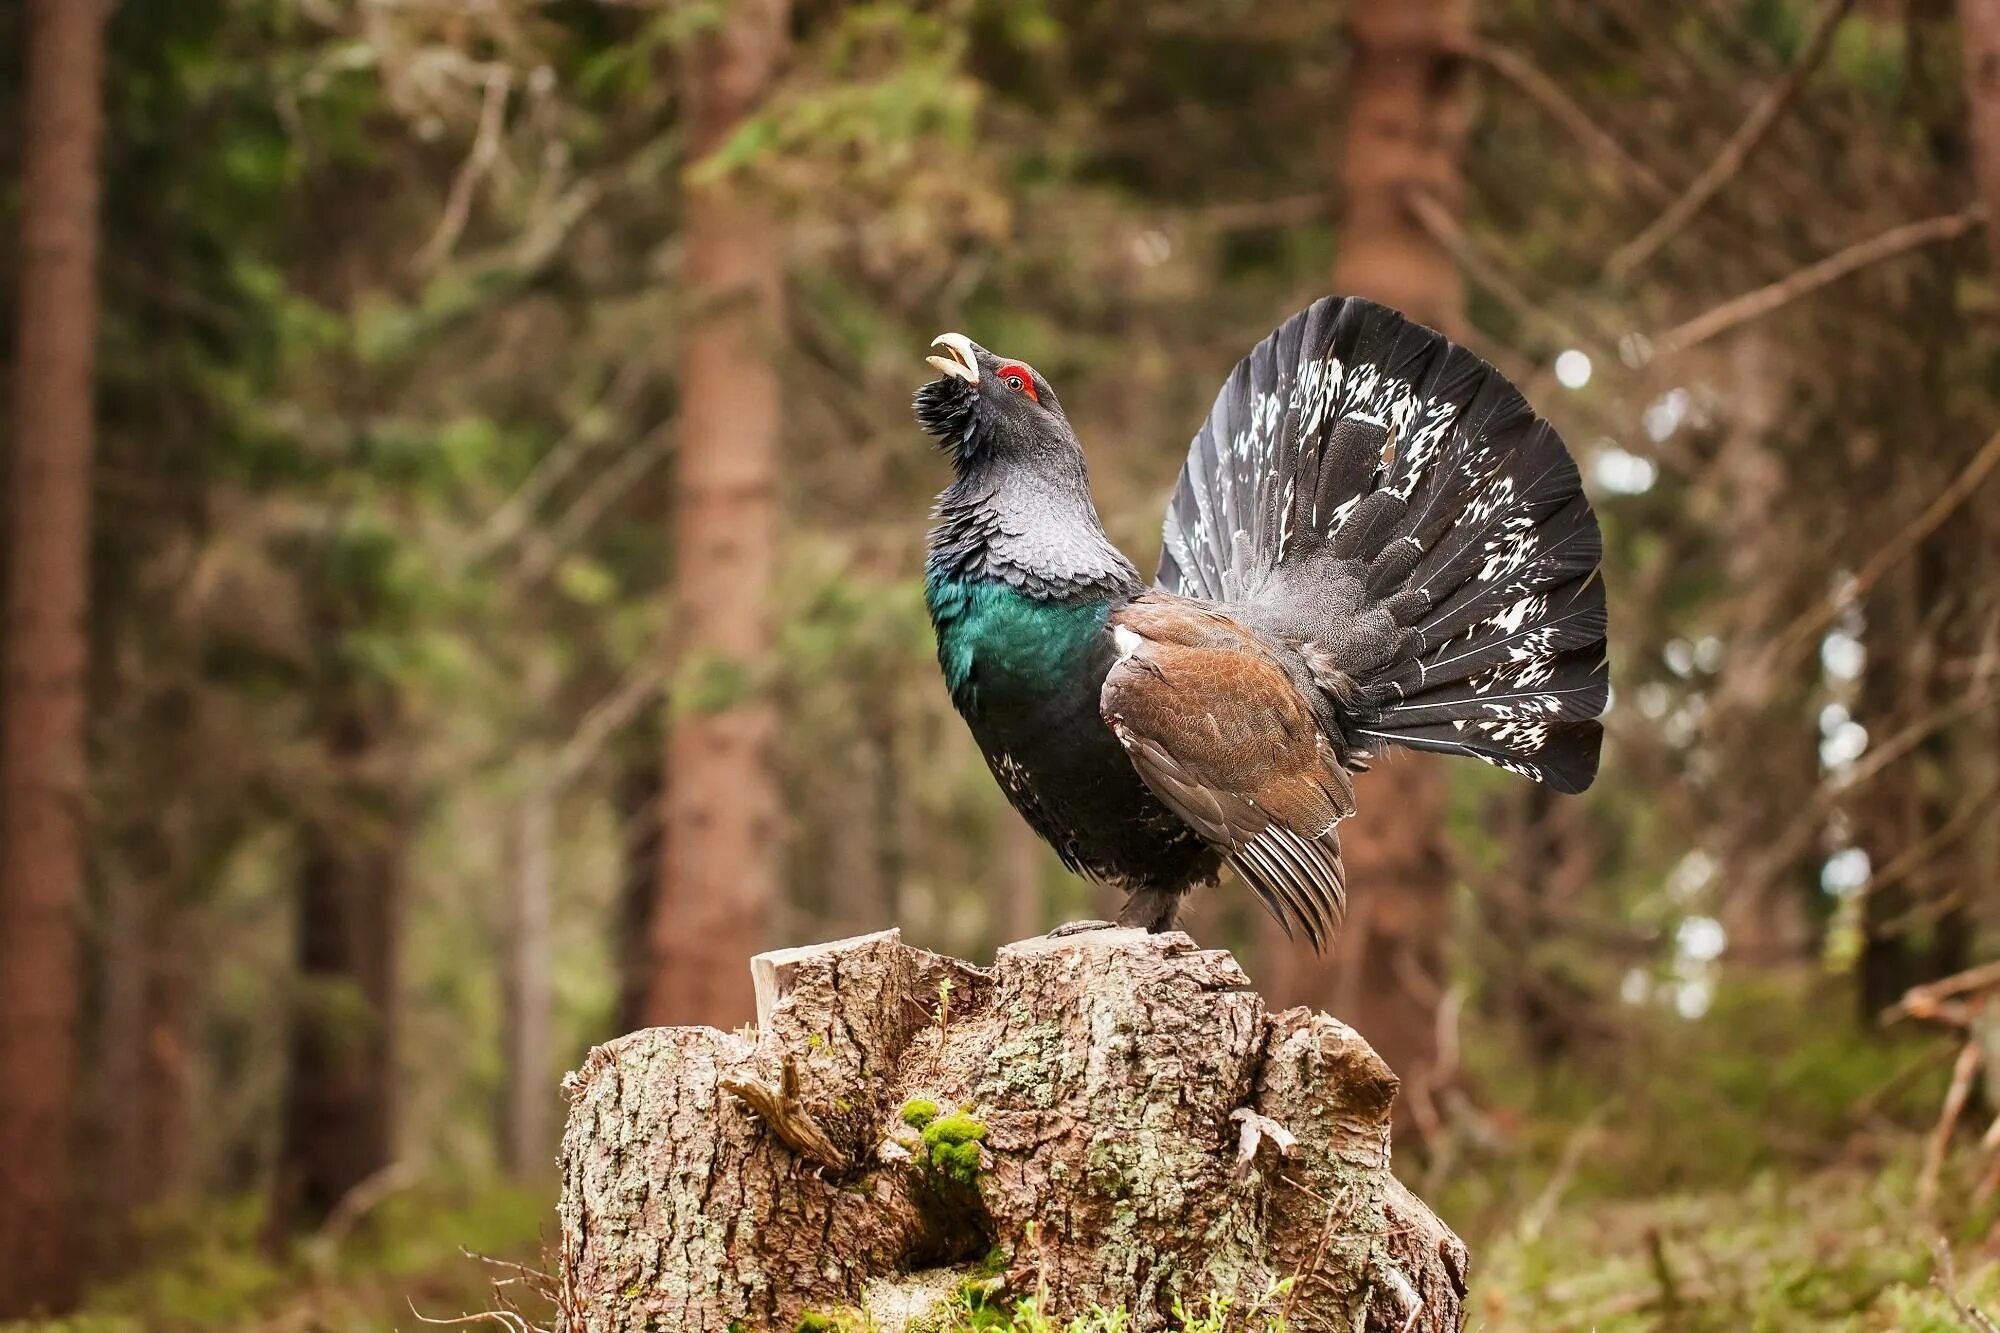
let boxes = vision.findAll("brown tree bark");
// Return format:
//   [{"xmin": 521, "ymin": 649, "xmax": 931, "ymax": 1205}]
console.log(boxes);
[
  {"xmin": 1264, "ymin": 0, "xmax": 1471, "ymax": 1107},
  {"xmin": 998, "ymin": 817, "xmax": 1046, "ymax": 947},
  {"xmin": 644, "ymin": 0, "xmax": 790, "ymax": 1030},
  {"xmin": 273, "ymin": 706, "xmax": 402, "ymax": 1231},
  {"xmin": 0, "ymin": 0, "xmax": 107, "ymax": 1313},
  {"xmin": 557, "ymin": 930, "xmax": 1467, "ymax": 1332},
  {"xmin": 612, "ymin": 750, "xmax": 662, "ymax": 1036},
  {"xmin": 503, "ymin": 789, "xmax": 556, "ymax": 1176},
  {"xmin": 94, "ymin": 861, "xmax": 195, "ymax": 1265},
  {"xmin": 1964, "ymin": 0, "xmax": 2000, "ymax": 272}
]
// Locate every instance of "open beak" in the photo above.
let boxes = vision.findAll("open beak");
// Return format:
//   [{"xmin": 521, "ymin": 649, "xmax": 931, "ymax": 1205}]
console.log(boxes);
[{"xmin": 926, "ymin": 332, "xmax": 979, "ymax": 385}]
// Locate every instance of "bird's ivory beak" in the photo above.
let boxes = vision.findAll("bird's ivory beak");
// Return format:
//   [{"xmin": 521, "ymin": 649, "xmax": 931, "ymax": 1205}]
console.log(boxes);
[{"xmin": 927, "ymin": 332, "xmax": 979, "ymax": 385}]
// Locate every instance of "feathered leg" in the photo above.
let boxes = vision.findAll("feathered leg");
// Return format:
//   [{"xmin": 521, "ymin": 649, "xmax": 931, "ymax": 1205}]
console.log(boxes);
[{"xmin": 1117, "ymin": 886, "xmax": 1185, "ymax": 933}]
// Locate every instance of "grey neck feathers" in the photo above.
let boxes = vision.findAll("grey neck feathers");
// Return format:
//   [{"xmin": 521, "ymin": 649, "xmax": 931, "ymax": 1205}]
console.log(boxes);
[{"xmin": 930, "ymin": 454, "xmax": 1142, "ymax": 603}]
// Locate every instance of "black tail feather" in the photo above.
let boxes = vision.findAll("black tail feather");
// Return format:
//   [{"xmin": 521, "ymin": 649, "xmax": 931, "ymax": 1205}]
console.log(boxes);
[{"xmin": 1157, "ymin": 296, "xmax": 1610, "ymax": 791}]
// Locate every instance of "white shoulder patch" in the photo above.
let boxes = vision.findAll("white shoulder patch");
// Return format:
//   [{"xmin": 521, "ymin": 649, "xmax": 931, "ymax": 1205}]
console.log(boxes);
[{"xmin": 1112, "ymin": 624, "xmax": 1145, "ymax": 659}]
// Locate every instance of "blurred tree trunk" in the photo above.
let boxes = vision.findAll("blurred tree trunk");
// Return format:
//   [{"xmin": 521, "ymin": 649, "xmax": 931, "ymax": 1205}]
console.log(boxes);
[
  {"xmin": 94, "ymin": 857, "xmax": 194, "ymax": 1265},
  {"xmin": 1711, "ymin": 335, "xmax": 1818, "ymax": 964},
  {"xmin": 613, "ymin": 748, "xmax": 662, "ymax": 1035},
  {"xmin": 867, "ymin": 695, "xmax": 904, "ymax": 933},
  {"xmin": 1264, "ymin": 0, "xmax": 1469, "ymax": 1111},
  {"xmin": 274, "ymin": 703, "xmax": 402, "ymax": 1231},
  {"xmin": 643, "ymin": 0, "xmax": 791, "ymax": 1029},
  {"xmin": 0, "ymin": 0, "xmax": 106, "ymax": 1313},
  {"xmin": 503, "ymin": 790, "xmax": 555, "ymax": 1176},
  {"xmin": 1965, "ymin": 0, "xmax": 2000, "ymax": 271},
  {"xmin": 999, "ymin": 818, "xmax": 1045, "ymax": 946}
]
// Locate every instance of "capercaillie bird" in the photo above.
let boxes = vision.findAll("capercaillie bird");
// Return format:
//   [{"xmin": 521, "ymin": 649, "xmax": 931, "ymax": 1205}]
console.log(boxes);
[{"xmin": 917, "ymin": 297, "xmax": 1608, "ymax": 948}]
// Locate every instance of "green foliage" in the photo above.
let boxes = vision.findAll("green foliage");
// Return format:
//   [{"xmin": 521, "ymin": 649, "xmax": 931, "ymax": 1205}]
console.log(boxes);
[
  {"xmin": 1446, "ymin": 973, "xmax": 1946, "ymax": 1219},
  {"xmin": 795, "ymin": 1312, "xmax": 875, "ymax": 1333},
  {"xmin": 676, "ymin": 651, "xmax": 759, "ymax": 716},
  {"xmin": 21, "ymin": 1183, "xmax": 549, "ymax": 1331},
  {"xmin": 1475, "ymin": 1160, "xmax": 1998, "ymax": 1331},
  {"xmin": 900, "ymin": 1097, "xmax": 941, "ymax": 1130},
  {"xmin": 38, "ymin": 0, "xmax": 2000, "ymax": 1327},
  {"xmin": 935, "ymin": 1288, "xmax": 1291, "ymax": 1333}
]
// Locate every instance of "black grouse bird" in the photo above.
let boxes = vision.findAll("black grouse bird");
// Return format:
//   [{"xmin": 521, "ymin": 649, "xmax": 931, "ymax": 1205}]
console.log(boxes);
[{"xmin": 917, "ymin": 297, "xmax": 1608, "ymax": 947}]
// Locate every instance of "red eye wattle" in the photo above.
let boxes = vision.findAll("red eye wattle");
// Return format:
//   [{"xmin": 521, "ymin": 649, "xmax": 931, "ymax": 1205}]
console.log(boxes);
[{"xmin": 996, "ymin": 364, "xmax": 1039, "ymax": 402}]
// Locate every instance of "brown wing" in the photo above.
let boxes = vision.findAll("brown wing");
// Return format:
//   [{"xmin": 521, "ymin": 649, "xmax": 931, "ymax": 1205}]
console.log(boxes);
[{"xmin": 1100, "ymin": 595, "xmax": 1356, "ymax": 949}]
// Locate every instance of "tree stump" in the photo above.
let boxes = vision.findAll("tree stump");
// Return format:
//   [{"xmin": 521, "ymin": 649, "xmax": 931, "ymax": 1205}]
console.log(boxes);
[{"xmin": 555, "ymin": 928, "xmax": 1467, "ymax": 1331}]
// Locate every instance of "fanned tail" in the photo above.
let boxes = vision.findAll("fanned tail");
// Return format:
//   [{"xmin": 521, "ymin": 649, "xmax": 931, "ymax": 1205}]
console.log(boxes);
[{"xmin": 1157, "ymin": 297, "xmax": 1608, "ymax": 793}]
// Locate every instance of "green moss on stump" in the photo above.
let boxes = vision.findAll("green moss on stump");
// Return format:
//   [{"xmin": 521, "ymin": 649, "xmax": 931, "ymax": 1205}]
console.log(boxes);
[{"xmin": 920, "ymin": 1110, "xmax": 989, "ymax": 1185}]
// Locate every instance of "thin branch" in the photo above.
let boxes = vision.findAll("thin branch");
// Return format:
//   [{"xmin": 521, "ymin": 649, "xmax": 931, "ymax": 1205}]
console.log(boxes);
[
  {"xmin": 417, "ymin": 64, "xmax": 512, "ymax": 272},
  {"xmin": 460, "ymin": 357, "xmax": 653, "ymax": 568},
  {"xmin": 1454, "ymin": 36, "xmax": 1674, "ymax": 204},
  {"xmin": 514, "ymin": 424, "xmax": 673, "ymax": 583},
  {"xmin": 1932, "ymin": 1237, "xmax": 2000, "ymax": 1333},
  {"xmin": 1404, "ymin": 188, "xmax": 1612, "ymax": 358},
  {"xmin": 1735, "ymin": 685, "xmax": 2000, "ymax": 908},
  {"xmin": 1920, "ymin": 1036, "xmax": 1986, "ymax": 1216},
  {"xmin": 1190, "ymin": 192, "xmax": 1335, "ymax": 232},
  {"xmin": 1604, "ymin": 0, "xmax": 1856, "ymax": 281},
  {"xmin": 1894, "ymin": 961, "xmax": 2000, "ymax": 1024},
  {"xmin": 1864, "ymin": 776, "xmax": 2000, "ymax": 906},
  {"xmin": 547, "ymin": 660, "xmax": 667, "ymax": 793},
  {"xmin": 1517, "ymin": 1102, "xmax": 1609, "ymax": 1242},
  {"xmin": 1760, "ymin": 424, "xmax": 2000, "ymax": 675},
  {"xmin": 1648, "ymin": 207, "xmax": 1986, "ymax": 356}
]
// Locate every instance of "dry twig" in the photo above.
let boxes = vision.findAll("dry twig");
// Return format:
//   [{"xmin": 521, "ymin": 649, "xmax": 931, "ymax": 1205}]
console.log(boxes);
[
  {"xmin": 417, "ymin": 64, "xmax": 513, "ymax": 271},
  {"xmin": 1604, "ymin": 0, "xmax": 1856, "ymax": 280},
  {"xmin": 1931, "ymin": 1236, "xmax": 2000, "ymax": 1333},
  {"xmin": 1919, "ymin": 1031, "xmax": 1986, "ymax": 1217},
  {"xmin": 721, "ymin": 1051, "xmax": 849, "ymax": 1171},
  {"xmin": 1649, "ymin": 208, "xmax": 1986, "ymax": 355},
  {"xmin": 1454, "ymin": 37, "xmax": 1674, "ymax": 203},
  {"xmin": 1758, "ymin": 425, "xmax": 2000, "ymax": 681}
]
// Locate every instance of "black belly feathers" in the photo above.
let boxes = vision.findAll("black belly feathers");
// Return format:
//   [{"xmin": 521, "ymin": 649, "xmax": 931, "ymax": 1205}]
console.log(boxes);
[{"xmin": 921, "ymin": 295, "xmax": 1609, "ymax": 948}]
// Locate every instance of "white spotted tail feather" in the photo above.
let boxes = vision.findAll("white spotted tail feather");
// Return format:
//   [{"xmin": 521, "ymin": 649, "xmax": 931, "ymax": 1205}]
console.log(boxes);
[{"xmin": 1157, "ymin": 297, "xmax": 1609, "ymax": 794}]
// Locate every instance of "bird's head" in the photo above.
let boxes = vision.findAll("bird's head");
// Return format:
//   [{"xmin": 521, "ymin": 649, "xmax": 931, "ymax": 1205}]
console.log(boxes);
[{"xmin": 915, "ymin": 332, "xmax": 1076, "ymax": 472}]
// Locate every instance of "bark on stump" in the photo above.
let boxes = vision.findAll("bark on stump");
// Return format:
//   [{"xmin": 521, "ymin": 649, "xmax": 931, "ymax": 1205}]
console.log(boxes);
[{"xmin": 556, "ymin": 929, "xmax": 1467, "ymax": 1331}]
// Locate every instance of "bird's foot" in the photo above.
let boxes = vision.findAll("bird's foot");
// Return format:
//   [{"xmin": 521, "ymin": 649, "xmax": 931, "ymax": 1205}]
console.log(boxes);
[{"xmin": 1045, "ymin": 918, "xmax": 1118, "ymax": 939}]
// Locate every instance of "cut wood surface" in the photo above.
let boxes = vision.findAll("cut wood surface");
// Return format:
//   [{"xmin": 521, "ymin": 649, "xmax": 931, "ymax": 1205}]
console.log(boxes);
[{"xmin": 555, "ymin": 928, "xmax": 1467, "ymax": 1331}]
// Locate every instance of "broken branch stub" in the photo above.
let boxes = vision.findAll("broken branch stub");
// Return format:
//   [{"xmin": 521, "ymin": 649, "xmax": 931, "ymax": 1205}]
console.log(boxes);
[{"xmin": 555, "ymin": 928, "xmax": 1467, "ymax": 1331}]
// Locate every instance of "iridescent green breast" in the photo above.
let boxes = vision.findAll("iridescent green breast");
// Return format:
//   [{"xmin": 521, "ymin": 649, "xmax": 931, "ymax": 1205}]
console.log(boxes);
[{"xmin": 924, "ymin": 573, "xmax": 1110, "ymax": 713}]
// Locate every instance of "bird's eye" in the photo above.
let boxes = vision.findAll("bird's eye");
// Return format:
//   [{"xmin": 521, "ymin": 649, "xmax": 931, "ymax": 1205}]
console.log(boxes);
[{"xmin": 996, "ymin": 364, "xmax": 1039, "ymax": 402}]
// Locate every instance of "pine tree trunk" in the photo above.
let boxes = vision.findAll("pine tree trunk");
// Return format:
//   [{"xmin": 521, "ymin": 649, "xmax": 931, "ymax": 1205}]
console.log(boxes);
[
  {"xmin": 274, "ymin": 706, "xmax": 402, "ymax": 1230},
  {"xmin": 556, "ymin": 929, "xmax": 1467, "ymax": 1332},
  {"xmin": 1856, "ymin": 565, "xmax": 1930, "ymax": 1016},
  {"xmin": 613, "ymin": 751, "xmax": 662, "ymax": 1036},
  {"xmin": 0, "ymin": 0, "xmax": 107, "ymax": 1313},
  {"xmin": 93, "ymin": 864, "xmax": 194, "ymax": 1265},
  {"xmin": 503, "ymin": 790, "xmax": 556, "ymax": 1176},
  {"xmin": 1965, "ymin": 0, "xmax": 2000, "ymax": 273},
  {"xmin": 644, "ymin": 0, "xmax": 790, "ymax": 1030},
  {"xmin": 1267, "ymin": 0, "xmax": 1471, "ymax": 1107},
  {"xmin": 998, "ymin": 818, "xmax": 1046, "ymax": 947}
]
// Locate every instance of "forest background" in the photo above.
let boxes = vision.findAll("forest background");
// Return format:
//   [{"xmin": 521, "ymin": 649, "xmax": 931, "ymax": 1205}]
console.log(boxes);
[{"xmin": 4, "ymin": 0, "xmax": 2000, "ymax": 1328}]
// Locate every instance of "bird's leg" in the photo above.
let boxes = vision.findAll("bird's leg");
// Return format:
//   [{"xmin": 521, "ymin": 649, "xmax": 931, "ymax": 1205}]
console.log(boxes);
[
  {"xmin": 1046, "ymin": 888, "xmax": 1187, "ymax": 938},
  {"xmin": 1116, "ymin": 887, "xmax": 1184, "ymax": 934}
]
